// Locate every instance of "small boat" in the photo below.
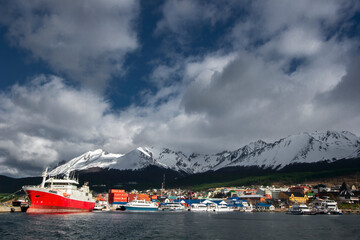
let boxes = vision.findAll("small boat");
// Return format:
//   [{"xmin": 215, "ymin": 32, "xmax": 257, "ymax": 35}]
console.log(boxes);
[
  {"xmin": 242, "ymin": 201, "xmax": 253, "ymax": 212},
  {"xmin": 125, "ymin": 200, "xmax": 158, "ymax": 211},
  {"xmin": 94, "ymin": 204, "xmax": 111, "ymax": 212},
  {"xmin": 93, "ymin": 205, "xmax": 104, "ymax": 211},
  {"xmin": 102, "ymin": 205, "xmax": 111, "ymax": 211},
  {"xmin": 160, "ymin": 202, "xmax": 185, "ymax": 211}
]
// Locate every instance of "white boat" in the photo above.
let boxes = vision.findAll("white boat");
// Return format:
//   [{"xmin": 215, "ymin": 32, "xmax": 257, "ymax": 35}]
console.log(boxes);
[
  {"xmin": 102, "ymin": 205, "xmax": 111, "ymax": 211},
  {"xmin": 201, "ymin": 200, "xmax": 221, "ymax": 212},
  {"xmin": 216, "ymin": 201, "xmax": 233, "ymax": 212},
  {"xmin": 94, "ymin": 201, "xmax": 111, "ymax": 211},
  {"xmin": 125, "ymin": 200, "xmax": 158, "ymax": 211},
  {"xmin": 93, "ymin": 204, "xmax": 104, "ymax": 211},
  {"xmin": 289, "ymin": 204, "xmax": 315, "ymax": 215},
  {"xmin": 322, "ymin": 199, "xmax": 342, "ymax": 215},
  {"xmin": 189, "ymin": 203, "xmax": 208, "ymax": 212},
  {"xmin": 242, "ymin": 201, "xmax": 253, "ymax": 212},
  {"xmin": 160, "ymin": 202, "xmax": 185, "ymax": 211},
  {"xmin": 312, "ymin": 198, "xmax": 342, "ymax": 215},
  {"xmin": 207, "ymin": 202, "xmax": 218, "ymax": 212}
]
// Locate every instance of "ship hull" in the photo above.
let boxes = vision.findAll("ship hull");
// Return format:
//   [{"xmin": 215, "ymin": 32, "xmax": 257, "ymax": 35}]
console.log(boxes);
[
  {"xmin": 24, "ymin": 188, "xmax": 95, "ymax": 213},
  {"xmin": 125, "ymin": 206, "xmax": 158, "ymax": 211}
]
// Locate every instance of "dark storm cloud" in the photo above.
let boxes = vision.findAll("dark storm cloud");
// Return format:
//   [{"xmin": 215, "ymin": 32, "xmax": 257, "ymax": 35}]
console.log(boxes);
[
  {"xmin": 314, "ymin": 53, "xmax": 360, "ymax": 129},
  {"xmin": 0, "ymin": 0, "xmax": 139, "ymax": 91},
  {"xmin": 317, "ymin": 55, "xmax": 360, "ymax": 108}
]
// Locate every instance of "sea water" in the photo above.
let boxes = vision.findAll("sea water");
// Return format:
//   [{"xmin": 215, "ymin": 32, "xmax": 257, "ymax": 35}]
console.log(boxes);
[{"xmin": 1, "ymin": 211, "xmax": 359, "ymax": 240}]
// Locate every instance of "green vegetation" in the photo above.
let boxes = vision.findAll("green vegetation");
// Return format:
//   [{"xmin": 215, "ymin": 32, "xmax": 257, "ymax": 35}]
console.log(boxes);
[
  {"xmin": 188, "ymin": 167, "xmax": 360, "ymax": 191},
  {"xmin": 0, "ymin": 193, "xmax": 17, "ymax": 203},
  {"xmin": 338, "ymin": 203, "xmax": 360, "ymax": 210}
]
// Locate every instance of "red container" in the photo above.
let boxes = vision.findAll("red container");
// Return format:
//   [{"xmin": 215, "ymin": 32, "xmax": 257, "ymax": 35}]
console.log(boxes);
[
  {"xmin": 112, "ymin": 193, "xmax": 128, "ymax": 197},
  {"xmin": 110, "ymin": 189, "xmax": 125, "ymax": 193}
]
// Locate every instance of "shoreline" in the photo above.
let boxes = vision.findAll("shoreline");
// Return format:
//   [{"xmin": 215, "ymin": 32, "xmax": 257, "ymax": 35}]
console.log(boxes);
[{"xmin": 2, "ymin": 207, "xmax": 360, "ymax": 214}]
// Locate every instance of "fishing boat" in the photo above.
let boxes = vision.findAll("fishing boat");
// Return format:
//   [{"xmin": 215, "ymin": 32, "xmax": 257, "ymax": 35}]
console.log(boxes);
[
  {"xmin": 124, "ymin": 200, "xmax": 158, "ymax": 211},
  {"xmin": 23, "ymin": 168, "xmax": 95, "ymax": 213}
]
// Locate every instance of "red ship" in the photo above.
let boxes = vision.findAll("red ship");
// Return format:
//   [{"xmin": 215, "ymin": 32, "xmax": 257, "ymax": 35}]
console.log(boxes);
[{"xmin": 23, "ymin": 168, "xmax": 95, "ymax": 213}]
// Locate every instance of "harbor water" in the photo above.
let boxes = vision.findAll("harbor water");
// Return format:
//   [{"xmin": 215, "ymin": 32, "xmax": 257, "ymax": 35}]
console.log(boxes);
[{"xmin": 1, "ymin": 211, "xmax": 359, "ymax": 240}]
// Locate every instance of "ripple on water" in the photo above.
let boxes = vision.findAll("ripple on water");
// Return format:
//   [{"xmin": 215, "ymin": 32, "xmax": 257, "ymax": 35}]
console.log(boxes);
[{"xmin": 1, "ymin": 212, "xmax": 360, "ymax": 240}]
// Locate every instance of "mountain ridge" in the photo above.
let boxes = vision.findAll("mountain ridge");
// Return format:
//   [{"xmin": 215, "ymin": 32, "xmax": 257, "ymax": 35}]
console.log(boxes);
[{"xmin": 49, "ymin": 130, "xmax": 360, "ymax": 176}]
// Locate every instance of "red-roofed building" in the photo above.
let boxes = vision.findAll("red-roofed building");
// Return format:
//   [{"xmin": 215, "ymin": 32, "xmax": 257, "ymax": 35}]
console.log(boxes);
[{"xmin": 289, "ymin": 186, "xmax": 310, "ymax": 195}]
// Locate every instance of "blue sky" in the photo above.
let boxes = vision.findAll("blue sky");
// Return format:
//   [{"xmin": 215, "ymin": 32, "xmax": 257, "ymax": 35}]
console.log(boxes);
[{"xmin": 0, "ymin": 0, "xmax": 360, "ymax": 177}]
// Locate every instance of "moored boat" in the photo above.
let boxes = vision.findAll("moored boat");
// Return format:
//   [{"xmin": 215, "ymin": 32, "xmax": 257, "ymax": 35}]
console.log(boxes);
[
  {"xmin": 242, "ymin": 201, "xmax": 254, "ymax": 212},
  {"xmin": 322, "ymin": 199, "xmax": 342, "ymax": 215},
  {"xmin": 312, "ymin": 198, "xmax": 342, "ymax": 215},
  {"xmin": 160, "ymin": 202, "xmax": 185, "ymax": 211},
  {"xmin": 189, "ymin": 203, "xmax": 208, "ymax": 212},
  {"xmin": 23, "ymin": 168, "xmax": 95, "ymax": 213},
  {"xmin": 216, "ymin": 201, "xmax": 233, "ymax": 212},
  {"xmin": 288, "ymin": 204, "xmax": 316, "ymax": 215},
  {"xmin": 125, "ymin": 200, "xmax": 158, "ymax": 211}
]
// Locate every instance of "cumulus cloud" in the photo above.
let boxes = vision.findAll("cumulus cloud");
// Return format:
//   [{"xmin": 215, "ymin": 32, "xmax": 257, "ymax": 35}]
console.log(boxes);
[
  {"xmin": 148, "ymin": 0, "xmax": 360, "ymax": 150},
  {"xmin": 0, "ymin": 76, "xmax": 139, "ymax": 176},
  {"xmin": 0, "ymin": 0, "xmax": 139, "ymax": 91}
]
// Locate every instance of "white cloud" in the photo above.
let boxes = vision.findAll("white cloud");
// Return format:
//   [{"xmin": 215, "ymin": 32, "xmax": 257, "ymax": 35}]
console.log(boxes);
[
  {"xmin": 1, "ymin": 0, "xmax": 360, "ymax": 177},
  {"xmin": 0, "ymin": 0, "xmax": 139, "ymax": 91},
  {"xmin": 274, "ymin": 27, "xmax": 323, "ymax": 57},
  {"xmin": 0, "ymin": 75, "xmax": 136, "ymax": 176}
]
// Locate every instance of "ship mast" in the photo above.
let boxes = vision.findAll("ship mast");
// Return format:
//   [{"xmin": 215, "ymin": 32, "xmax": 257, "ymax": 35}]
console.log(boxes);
[{"xmin": 40, "ymin": 168, "xmax": 48, "ymax": 188}]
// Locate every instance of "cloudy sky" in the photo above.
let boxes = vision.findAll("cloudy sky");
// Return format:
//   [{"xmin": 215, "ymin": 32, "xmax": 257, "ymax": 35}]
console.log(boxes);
[{"xmin": 0, "ymin": 0, "xmax": 359, "ymax": 177}]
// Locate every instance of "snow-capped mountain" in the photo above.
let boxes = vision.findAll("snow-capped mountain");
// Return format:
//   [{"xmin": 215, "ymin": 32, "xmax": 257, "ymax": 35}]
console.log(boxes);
[
  {"xmin": 50, "ymin": 149, "xmax": 124, "ymax": 176},
  {"xmin": 49, "ymin": 131, "xmax": 360, "ymax": 176}
]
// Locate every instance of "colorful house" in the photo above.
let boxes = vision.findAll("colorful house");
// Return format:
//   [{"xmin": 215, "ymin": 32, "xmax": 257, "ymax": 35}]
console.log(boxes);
[{"xmin": 279, "ymin": 192, "xmax": 309, "ymax": 203}]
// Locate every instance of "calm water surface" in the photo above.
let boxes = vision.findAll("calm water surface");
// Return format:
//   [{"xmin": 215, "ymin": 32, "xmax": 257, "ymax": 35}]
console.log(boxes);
[{"xmin": 1, "ymin": 211, "xmax": 359, "ymax": 240}]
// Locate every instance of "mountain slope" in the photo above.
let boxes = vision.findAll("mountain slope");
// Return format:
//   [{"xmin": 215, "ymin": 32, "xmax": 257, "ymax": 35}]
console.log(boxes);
[{"xmin": 49, "ymin": 130, "xmax": 360, "ymax": 176}]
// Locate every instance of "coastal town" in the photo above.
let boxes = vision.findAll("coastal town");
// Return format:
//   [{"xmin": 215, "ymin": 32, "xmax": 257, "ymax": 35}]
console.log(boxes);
[
  {"xmin": 95, "ymin": 182, "xmax": 360, "ymax": 214},
  {"xmin": 2, "ymin": 175, "xmax": 360, "ymax": 214}
]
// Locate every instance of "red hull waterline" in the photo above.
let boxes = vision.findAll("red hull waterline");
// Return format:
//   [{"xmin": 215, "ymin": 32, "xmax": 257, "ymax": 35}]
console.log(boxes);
[{"xmin": 26, "ymin": 190, "xmax": 95, "ymax": 214}]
